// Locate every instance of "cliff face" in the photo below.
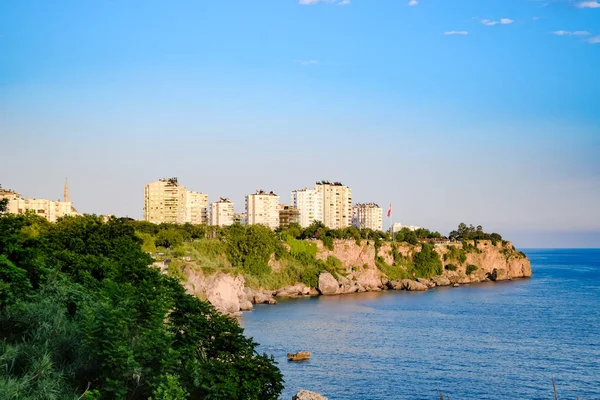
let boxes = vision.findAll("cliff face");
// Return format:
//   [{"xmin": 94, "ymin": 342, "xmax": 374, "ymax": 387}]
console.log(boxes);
[
  {"xmin": 436, "ymin": 241, "xmax": 532, "ymax": 283},
  {"xmin": 314, "ymin": 239, "xmax": 531, "ymax": 285},
  {"xmin": 178, "ymin": 239, "xmax": 531, "ymax": 315}
]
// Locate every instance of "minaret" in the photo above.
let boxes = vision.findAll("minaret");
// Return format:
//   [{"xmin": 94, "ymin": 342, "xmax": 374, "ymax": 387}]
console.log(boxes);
[{"xmin": 64, "ymin": 178, "xmax": 69, "ymax": 203}]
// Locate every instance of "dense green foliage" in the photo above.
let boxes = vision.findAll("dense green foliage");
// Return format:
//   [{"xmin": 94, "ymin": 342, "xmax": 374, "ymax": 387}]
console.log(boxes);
[
  {"xmin": 466, "ymin": 264, "xmax": 479, "ymax": 275},
  {"xmin": 126, "ymin": 221, "xmax": 362, "ymax": 290},
  {"xmin": 412, "ymin": 243, "xmax": 443, "ymax": 278},
  {"xmin": 0, "ymin": 214, "xmax": 283, "ymax": 399},
  {"xmin": 443, "ymin": 246, "xmax": 467, "ymax": 264},
  {"xmin": 444, "ymin": 264, "xmax": 458, "ymax": 271},
  {"xmin": 394, "ymin": 227, "xmax": 443, "ymax": 244},
  {"xmin": 448, "ymin": 223, "xmax": 502, "ymax": 242}
]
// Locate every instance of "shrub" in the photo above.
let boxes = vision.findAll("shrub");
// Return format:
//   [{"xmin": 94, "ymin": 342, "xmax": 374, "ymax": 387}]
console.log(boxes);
[
  {"xmin": 412, "ymin": 243, "xmax": 443, "ymax": 278},
  {"xmin": 466, "ymin": 264, "xmax": 478, "ymax": 275},
  {"xmin": 445, "ymin": 264, "xmax": 458, "ymax": 271},
  {"xmin": 321, "ymin": 236, "xmax": 334, "ymax": 251},
  {"xmin": 444, "ymin": 246, "xmax": 467, "ymax": 264}
]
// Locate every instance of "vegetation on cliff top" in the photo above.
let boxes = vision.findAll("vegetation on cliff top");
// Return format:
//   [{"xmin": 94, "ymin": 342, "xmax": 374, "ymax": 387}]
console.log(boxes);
[
  {"xmin": 0, "ymin": 213, "xmax": 283, "ymax": 399},
  {"xmin": 125, "ymin": 220, "xmax": 524, "ymax": 289}
]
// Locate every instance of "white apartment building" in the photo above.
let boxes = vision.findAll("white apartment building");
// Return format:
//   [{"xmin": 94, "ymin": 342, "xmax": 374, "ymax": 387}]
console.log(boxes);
[
  {"xmin": 245, "ymin": 190, "xmax": 280, "ymax": 229},
  {"xmin": 184, "ymin": 190, "xmax": 209, "ymax": 225},
  {"xmin": 233, "ymin": 213, "xmax": 248, "ymax": 225},
  {"xmin": 315, "ymin": 181, "xmax": 352, "ymax": 229},
  {"xmin": 352, "ymin": 203, "xmax": 383, "ymax": 231},
  {"xmin": 144, "ymin": 178, "xmax": 208, "ymax": 224},
  {"xmin": 2, "ymin": 182, "xmax": 80, "ymax": 223},
  {"xmin": 210, "ymin": 198, "xmax": 235, "ymax": 227},
  {"xmin": 291, "ymin": 188, "xmax": 323, "ymax": 228},
  {"xmin": 389, "ymin": 222, "xmax": 421, "ymax": 234}
]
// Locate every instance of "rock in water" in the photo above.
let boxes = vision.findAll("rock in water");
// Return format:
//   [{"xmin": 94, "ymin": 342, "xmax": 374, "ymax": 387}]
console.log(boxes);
[
  {"xmin": 317, "ymin": 272, "xmax": 339, "ymax": 295},
  {"xmin": 431, "ymin": 275, "xmax": 451, "ymax": 286},
  {"xmin": 401, "ymin": 279, "xmax": 428, "ymax": 291},
  {"xmin": 292, "ymin": 389, "xmax": 328, "ymax": 400},
  {"xmin": 239, "ymin": 300, "xmax": 253, "ymax": 311}
]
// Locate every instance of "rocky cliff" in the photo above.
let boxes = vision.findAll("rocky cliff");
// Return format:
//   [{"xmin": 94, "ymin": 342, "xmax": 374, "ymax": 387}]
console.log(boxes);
[{"xmin": 178, "ymin": 239, "xmax": 531, "ymax": 315}]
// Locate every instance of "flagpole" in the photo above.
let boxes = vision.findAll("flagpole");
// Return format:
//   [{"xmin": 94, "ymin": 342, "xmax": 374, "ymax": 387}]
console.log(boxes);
[{"xmin": 389, "ymin": 203, "xmax": 393, "ymax": 242}]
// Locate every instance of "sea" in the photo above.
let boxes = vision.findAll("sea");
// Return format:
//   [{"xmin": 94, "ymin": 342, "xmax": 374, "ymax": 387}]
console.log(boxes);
[{"xmin": 241, "ymin": 249, "xmax": 600, "ymax": 400}]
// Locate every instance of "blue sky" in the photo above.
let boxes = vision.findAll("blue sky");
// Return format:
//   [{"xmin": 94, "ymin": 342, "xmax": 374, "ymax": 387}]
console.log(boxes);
[{"xmin": 1, "ymin": 0, "xmax": 599, "ymax": 247}]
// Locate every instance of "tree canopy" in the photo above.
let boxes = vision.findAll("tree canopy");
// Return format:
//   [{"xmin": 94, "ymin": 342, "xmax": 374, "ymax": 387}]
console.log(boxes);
[
  {"xmin": 0, "ymin": 214, "xmax": 283, "ymax": 400},
  {"xmin": 448, "ymin": 223, "xmax": 502, "ymax": 242}
]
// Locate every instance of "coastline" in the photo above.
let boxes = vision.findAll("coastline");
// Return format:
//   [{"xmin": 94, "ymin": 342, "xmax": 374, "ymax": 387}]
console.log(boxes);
[{"xmin": 179, "ymin": 239, "xmax": 533, "ymax": 316}]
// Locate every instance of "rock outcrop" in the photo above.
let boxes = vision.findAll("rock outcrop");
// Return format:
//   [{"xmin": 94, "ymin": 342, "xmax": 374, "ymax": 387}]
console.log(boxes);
[
  {"xmin": 245, "ymin": 287, "xmax": 277, "ymax": 305},
  {"xmin": 431, "ymin": 275, "xmax": 451, "ymax": 286},
  {"xmin": 317, "ymin": 272, "xmax": 339, "ymax": 295},
  {"xmin": 275, "ymin": 283, "xmax": 318, "ymax": 298},
  {"xmin": 182, "ymin": 269, "xmax": 248, "ymax": 315},
  {"xmin": 292, "ymin": 390, "xmax": 328, "ymax": 400},
  {"xmin": 386, "ymin": 279, "xmax": 428, "ymax": 291},
  {"xmin": 180, "ymin": 239, "xmax": 531, "ymax": 315}
]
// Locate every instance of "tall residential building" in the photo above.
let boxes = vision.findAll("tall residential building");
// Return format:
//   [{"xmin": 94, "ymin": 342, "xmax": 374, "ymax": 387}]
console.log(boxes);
[
  {"xmin": 279, "ymin": 204, "xmax": 300, "ymax": 229},
  {"xmin": 3, "ymin": 184, "xmax": 80, "ymax": 222},
  {"xmin": 291, "ymin": 188, "xmax": 323, "ymax": 228},
  {"xmin": 245, "ymin": 190, "xmax": 280, "ymax": 229},
  {"xmin": 210, "ymin": 198, "xmax": 235, "ymax": 227},
  {"xmin": 233, "ymin": 213, "xmax": 248, "ymax": 225},
  {"xmin": 315, "ymin": 181, "xmax": 352, "ymax": 229},
  {"xmin": 144, "ymin": 178, "xmax": 208, "ymax": 224},
  {"xmin": 185, "ymin": 190, "xmax": 209, "ymax": 225},
  {"xmin": 352, "ymin": 203, "xmax": 383, "ymax": 231}
]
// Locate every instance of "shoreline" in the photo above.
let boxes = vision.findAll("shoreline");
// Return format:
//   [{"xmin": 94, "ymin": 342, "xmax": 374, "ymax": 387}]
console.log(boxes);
[{"xmin": 235, "ymin": 273, "xmax": 533, "ymax": 316}]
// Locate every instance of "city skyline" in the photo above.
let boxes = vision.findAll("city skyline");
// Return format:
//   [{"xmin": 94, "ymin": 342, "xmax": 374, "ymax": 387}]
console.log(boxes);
[{"xmin": 1, "ymin": 0, "xmax": 599, "ymax": 248}]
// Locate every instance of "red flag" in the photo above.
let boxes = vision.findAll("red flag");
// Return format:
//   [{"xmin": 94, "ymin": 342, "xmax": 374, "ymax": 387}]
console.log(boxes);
[{"xmin": 387, "ymin": 204, "xmax": 392, "ymax": 218}]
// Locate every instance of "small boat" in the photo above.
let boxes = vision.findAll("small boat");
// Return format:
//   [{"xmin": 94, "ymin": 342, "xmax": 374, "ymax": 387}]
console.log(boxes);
[{"xmin": 287, "ymin": 351, "xmax": 311, "ymax": 361}]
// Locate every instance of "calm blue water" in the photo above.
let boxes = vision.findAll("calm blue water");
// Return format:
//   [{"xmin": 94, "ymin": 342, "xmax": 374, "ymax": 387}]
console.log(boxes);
[{"xmin": 241, "ymin": 249, "xmax": 600, "ymax": 400}]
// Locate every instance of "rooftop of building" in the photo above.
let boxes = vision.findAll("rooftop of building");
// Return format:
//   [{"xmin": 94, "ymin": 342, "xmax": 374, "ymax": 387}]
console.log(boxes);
[
  {"xmin": 354, "ymin": 202, "xmax": 381, "ymax": 208},
  {"xmin": 292, "ymin": 188, "xmax": 317, "ymax": 193},
  {"xmin": 316, "ymin": 180, "xmax": 346, "ymax": 187},
  {"xmin": 251, "ymin": 189, "xmax": 278, "ymax": 196},
  {"xmin": 158, "ymin": 177, "xmax": 179, "ymax": 186}
]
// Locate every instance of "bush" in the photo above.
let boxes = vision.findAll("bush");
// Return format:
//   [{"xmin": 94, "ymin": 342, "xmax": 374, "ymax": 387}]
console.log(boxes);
[
  {"xmin": 155, "ymin": 229, "xmax": 184, "ymax": 249},
  {"xmin": 0, "ymin": 215, "xmax": 284, "ymax": 400},
  {"xmin": 412, "ymin": 243, "xmax": 443, "ymax": 278},
  {"xmin": 466, "ymin": 264, "xmax": 478, "ymax": 275},
  {"xmin": 445, "ymin": 264, "xmax": 457, "ymax": 271},
  {"xmin": 444, "ymin": 246, "xmax": 467, "ymax": 264},
  {"xmin": 321, "ymin": 236, "xmax": 334, "ymax": 251}
]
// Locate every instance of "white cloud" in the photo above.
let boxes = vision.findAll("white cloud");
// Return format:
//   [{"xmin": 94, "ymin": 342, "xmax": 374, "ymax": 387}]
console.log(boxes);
[
  {"xmin": 338, "ymin": 0, "xmax": 350, "ymax": 5},
  {"xmin": 481, "ymin": 19, "xmax": 499, "ymax": 26},
  {"xmin": 444, "ymin": 31, "xmax": 469, "ymax": 35},
  {"xmin": 588, "ymin": 35, "xmax": 600, "ymax": 43},
  {"xmin": 576, "ymin": 1, "xmax": 600, "ymax": 8},
  {"xmin": 553, "ymin": 30, "xmax": 591, "ymax": 36},
  {"xmin": 480, "ymin": 18, "xmax": 513, "ymax": 26},
  {"xmin": 294, "ymin": 59, "xmax": 320, "ymax": 65},
  {"xmin": 408, "ymin": 0, "xmax": 419, "ymax": 6}
]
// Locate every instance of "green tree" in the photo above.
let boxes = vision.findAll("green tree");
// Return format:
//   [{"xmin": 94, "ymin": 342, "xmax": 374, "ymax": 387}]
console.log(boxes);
[
  {"xmin": 412, "ymin": 243, "xmax": 443, "ymax": 278},
  {"xmin": 0, "ymin": 214, "xmax": 284, "ymax": 400},
  {"xmin": 155, "ymin": 228, "xmax": 184, "ymax": 249}
]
